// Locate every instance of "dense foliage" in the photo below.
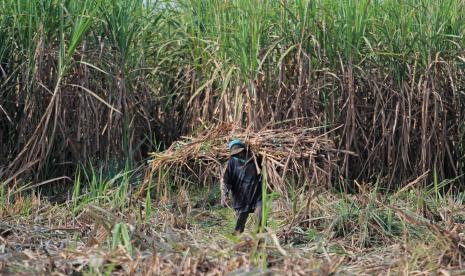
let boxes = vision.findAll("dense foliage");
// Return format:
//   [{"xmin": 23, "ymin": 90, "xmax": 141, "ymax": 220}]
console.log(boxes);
[{"xmin": 1, "ymin": 0, "xmax": 464, "ymax": 188}]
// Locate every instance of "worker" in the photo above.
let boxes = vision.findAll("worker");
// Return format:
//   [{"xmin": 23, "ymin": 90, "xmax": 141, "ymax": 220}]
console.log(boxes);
[{"xmin": 221, "ymin": 139, "xmax": 264, "ymax": 235}]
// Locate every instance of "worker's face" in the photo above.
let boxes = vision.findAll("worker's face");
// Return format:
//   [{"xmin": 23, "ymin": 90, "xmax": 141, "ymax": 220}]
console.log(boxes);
[{"xmin": 231, "ymin": 147, "xmax": 247, "ymax": 160}]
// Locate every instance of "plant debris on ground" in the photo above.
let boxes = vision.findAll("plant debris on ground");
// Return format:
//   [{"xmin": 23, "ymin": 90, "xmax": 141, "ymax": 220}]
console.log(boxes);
[{"xmin": 1, "ymin": 184, "xmax": 465, "ymax": 275}]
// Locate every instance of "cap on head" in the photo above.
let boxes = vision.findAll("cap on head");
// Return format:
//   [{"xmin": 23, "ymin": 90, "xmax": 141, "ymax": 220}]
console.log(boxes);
[{"xmin": 228, "ymin": 139, "xmax": 244, "ymax": 149}]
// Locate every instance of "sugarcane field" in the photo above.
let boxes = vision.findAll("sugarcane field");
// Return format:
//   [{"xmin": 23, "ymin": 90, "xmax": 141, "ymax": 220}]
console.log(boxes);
[{"xmin": 1, "ymin": 0, "xmax": 465, "ymax": 275}]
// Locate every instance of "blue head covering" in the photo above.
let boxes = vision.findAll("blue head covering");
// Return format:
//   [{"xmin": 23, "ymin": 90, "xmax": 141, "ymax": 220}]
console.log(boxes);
[
  {"xmin": 228, "ymin": 139, "xmax": 247, "ymax": 163},
  {"xmin": 228, "ymin": 139, "xmax": 245, "ymax": 150}
]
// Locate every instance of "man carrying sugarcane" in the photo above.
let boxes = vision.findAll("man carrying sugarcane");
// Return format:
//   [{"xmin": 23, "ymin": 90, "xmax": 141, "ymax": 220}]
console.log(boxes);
[{"xmin": 221, "ymin": 139, "xmax": 264, "ymax": 235}]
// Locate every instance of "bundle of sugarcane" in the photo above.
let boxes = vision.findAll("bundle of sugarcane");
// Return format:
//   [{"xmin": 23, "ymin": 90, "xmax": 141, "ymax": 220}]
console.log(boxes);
[{"xmin": 145, "ymin": 123, "xmax": 347, "ymax": 196}]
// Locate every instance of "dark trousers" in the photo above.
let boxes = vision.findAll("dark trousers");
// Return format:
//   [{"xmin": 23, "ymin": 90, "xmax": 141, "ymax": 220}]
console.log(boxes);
[{"xmin": 234, "ymin": 202, "xmax": 264, "ymax": 233}]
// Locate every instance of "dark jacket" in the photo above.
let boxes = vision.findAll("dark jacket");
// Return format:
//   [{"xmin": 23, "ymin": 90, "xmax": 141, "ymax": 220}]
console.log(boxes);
[{"xmin": 222, "ymin": 156, "xmax": 262, "ymax": 213}]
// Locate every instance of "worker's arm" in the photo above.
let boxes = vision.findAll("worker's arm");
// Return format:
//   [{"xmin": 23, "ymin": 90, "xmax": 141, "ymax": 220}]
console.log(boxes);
[{"xmin": 221, "ymin": 160, "xmax": 233, "ymax": 207}]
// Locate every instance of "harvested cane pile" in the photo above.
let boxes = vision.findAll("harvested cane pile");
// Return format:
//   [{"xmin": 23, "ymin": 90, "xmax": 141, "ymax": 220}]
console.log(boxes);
[{"xmin": 145, "ymin": 123, "xmax": 343, "ymax": 198}]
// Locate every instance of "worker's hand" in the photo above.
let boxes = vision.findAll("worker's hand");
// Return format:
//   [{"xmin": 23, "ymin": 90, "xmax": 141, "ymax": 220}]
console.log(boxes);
[{"xmin": 221, "ymin": 195, "xmax": 229, "ymax": 207}]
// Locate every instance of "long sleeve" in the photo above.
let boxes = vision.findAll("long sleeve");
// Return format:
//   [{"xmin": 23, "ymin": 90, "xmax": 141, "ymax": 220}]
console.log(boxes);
[{"xmin": 221, "ymin": 160, "xmax": 233, "ymax": 198}]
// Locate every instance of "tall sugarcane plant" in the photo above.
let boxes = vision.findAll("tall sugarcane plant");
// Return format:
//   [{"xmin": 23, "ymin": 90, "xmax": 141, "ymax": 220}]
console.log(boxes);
[{"xmin": 0, "ymin": 0, "xmax": 464, "ymax": 189}]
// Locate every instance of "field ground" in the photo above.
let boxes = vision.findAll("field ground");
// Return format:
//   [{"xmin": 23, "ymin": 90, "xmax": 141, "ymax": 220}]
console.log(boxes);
[{"xmin": 1, "ymin": 183, "xmax": 465, "ymax": 275}]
